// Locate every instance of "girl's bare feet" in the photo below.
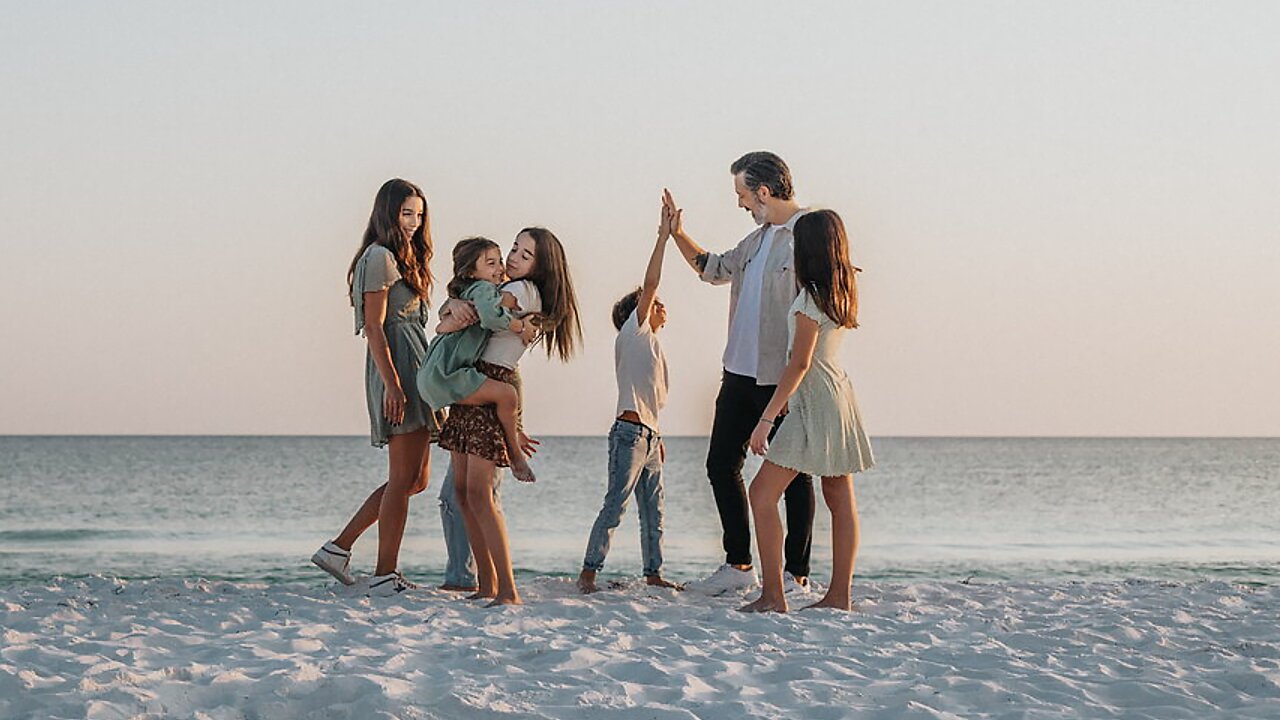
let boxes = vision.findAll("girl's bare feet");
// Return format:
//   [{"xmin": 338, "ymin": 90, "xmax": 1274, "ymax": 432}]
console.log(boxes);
[
  {"xmin": 645, "ymin": 575, "xmax": 682, "ymax": 590},
  {"xmin": 467, "ymin": 588, "xmax": 497, "ymax": 601},
  {"xmin": 439, "ymin": 583, "xmax": 478, "ymax": 592},
  {"xmin": 738, "ymin": 594, "xmax": 788, "ymax": 613},
  {"xmin": 510, "ymin": 457, "xmax": 536, "ymax": 483},
  {"xmin": 486, "ymin": 594, "xmax": 523, "ymax": 607},
  {"xmin": 802, "ymin": 594, "xmax": 853, "ymax": 611},
  {"xmin": 577, "ymin": 570, "xmax": 599, "ymax": 594}
]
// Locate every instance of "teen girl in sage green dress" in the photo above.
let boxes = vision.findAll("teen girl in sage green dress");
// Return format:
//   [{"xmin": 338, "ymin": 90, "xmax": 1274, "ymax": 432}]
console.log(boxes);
[{"xmin": 311, "ymin": 178, "xmax": 442, "ymax": 597}]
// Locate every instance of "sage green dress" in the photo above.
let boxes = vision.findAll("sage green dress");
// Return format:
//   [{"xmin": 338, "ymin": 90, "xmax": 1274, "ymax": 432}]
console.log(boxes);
[
  {"xmin": 352, "ymin": 244, "xmax": 440, "ymax": 447},
  {"xmin": 766, "ymin": 292, "xmax": 875, "ymax": 476},
  {"xmin": 415, "ymin": 280, "xmax": 514, "ymax": 410}
]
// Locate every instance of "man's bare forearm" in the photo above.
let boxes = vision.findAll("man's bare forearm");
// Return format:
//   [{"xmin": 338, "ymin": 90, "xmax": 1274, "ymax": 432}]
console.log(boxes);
[{"xmin": 671, "ymin": 230, "xmax": 708, "ymax": 274}]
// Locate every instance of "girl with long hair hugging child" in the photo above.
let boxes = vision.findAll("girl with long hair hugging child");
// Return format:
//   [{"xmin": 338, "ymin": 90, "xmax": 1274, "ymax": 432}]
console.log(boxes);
[{"xmin": 422, "ymin": 230, "xmax": 581, "ymax": 605}]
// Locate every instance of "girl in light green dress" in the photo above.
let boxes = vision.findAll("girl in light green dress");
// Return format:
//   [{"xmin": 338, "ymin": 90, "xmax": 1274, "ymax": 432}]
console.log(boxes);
[
  {"xmin": 740, "ymin": 209, "xmax": 874, "ymax": 614},
  {"xmin": 311, "ymin": 179, "xmax": 441, "ymax": 597}
]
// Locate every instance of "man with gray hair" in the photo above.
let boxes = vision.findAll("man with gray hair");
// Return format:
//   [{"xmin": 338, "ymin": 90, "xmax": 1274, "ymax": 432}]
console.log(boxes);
[{"xmin": 663, "ymin": 151, "xmax": 814, "ymax": 597}]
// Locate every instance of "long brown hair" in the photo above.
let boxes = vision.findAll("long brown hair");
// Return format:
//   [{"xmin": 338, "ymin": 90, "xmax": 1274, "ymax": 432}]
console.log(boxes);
[
  {"xmin": 347, "ymin": 178, "xmax": 433, "ymax": 305},
  {"xmin": 518, "ymin": 227, "xmax": 582, "ymax": 361},
  {"xmin": 446, "ymin": 237, "xmax": 501, "ymax": 299},
  {"xmin": 794, "ymin": 210, "xmax": 859, "ymax": 329}
]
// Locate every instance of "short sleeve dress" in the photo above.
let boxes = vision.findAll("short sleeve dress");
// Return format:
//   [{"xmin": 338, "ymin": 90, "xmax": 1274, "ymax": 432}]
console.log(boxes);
[
  {"xmin": 765, "ymin": 292, "xmax": 875, "ymax": 477},
  {"xmin": 351, "ymin": 244, "xmax": 442, "ymax": 447}
]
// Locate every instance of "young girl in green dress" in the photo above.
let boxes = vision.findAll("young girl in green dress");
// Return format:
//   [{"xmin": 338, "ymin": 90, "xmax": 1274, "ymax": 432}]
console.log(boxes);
[
  {"xmin": 312, "ymin": 178, "xmax": 441, "ymax": 597},
  {"xmin": 740, "ymin": 209, "xmax": 874, "ymax": 614}
]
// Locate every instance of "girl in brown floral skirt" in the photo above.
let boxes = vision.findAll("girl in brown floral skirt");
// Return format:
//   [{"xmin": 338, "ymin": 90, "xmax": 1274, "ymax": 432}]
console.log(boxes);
[{"xmin": 435, "ymin": 227, "xmax": 582, "ymax": 605}]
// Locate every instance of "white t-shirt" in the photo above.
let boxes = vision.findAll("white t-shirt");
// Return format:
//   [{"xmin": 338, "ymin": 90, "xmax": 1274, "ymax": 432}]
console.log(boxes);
[
  {"xmin": 615, "ymin": 308, "xmax": 669, "ymax": 433},
  {"xmin": 721, "ymin": 225, "xmax": 775, "ymax": 377},
  {"xmin": 480, "ymin": 280, "xmax": 542, "ymax": 369}
]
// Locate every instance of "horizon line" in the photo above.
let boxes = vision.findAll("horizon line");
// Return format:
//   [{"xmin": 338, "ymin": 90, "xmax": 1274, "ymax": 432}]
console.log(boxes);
[{"xmin": 2, "ymin": 434, "xmax": 1278, "ymax": 441}]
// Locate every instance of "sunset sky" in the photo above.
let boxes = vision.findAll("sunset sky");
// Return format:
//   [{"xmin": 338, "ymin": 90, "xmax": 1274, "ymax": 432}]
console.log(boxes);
[{"xmin": 2, "ymin": 2, "xmax": 1278, "ymax": 437}]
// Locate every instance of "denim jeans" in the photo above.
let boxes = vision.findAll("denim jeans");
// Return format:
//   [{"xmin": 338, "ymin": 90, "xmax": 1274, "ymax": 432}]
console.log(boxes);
[
  {"xmin": 582, "ymin": 419, "xmax": 665, "ymax": 576},
  {"xmin": 438, "ymin": 459, "xmax": 502, "ymax": 587},
  {"xmin": 707, "ymin": 370, "xmax": 814, "ymax": 577}
]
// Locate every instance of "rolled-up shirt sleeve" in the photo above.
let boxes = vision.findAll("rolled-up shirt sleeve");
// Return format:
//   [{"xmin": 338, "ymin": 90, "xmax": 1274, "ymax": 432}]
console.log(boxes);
[{"xmin": 699, "ymin": 236, "xmax": 753, "ymax": 286}]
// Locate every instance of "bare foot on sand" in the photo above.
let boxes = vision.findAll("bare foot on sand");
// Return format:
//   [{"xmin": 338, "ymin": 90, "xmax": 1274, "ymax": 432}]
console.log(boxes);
[
  {"xmin": 485, "ymin": 594, "xmax": 523, "ymax": 607},
  {"xmin": 645, "ymin": 576, "xmax": 682, "ymax": 590},
  {"xmin": 467, "ymin": 589, "xmax": 497, "ymax": 601},
  {"xmin": 576, "ymin": 570, "xmax": 598, "ymax": 594},
  {"xmin": 439, "ymin": 584, "xmax": 478, "ymax": 592},
  {"xmin": 802, "ymin": 595, "xmax": 853, "ymax": 611},
  {"xmin": 738, "ymin": 594, "xmax": 788, "ymax": 613}
]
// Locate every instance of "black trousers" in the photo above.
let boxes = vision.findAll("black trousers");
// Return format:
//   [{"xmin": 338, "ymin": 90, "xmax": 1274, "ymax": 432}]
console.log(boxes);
[{"xmin": 706, "ymin": 370, "xmax": 814, "ymax": 577}]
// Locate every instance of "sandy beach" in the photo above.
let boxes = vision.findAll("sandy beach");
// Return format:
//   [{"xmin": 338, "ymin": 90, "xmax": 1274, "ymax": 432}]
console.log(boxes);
[{"xmin": 3, "ymin": 575, "xmax": 1277, "ymax": 719}]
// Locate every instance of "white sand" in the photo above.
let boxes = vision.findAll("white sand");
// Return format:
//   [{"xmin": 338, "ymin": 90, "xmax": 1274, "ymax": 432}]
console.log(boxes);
[{"xmin": 2, "ymin": 576, "xmax": 1278, "ymax": 719}]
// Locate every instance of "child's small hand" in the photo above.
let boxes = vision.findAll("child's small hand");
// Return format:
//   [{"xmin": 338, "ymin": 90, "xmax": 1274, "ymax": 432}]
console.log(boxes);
[
  {"xmin": 519, "ymin": 314, "xmax": 542, "ymax": 345},
  {"xmin": 662, "ymin": 188, "xmax": 684, "ymax": 237}
]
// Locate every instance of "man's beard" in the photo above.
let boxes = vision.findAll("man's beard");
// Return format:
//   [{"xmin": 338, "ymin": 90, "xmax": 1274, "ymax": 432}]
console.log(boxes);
[{"xmin": 750, "ymin": 204, "xmax": 769, "ymax": 225}]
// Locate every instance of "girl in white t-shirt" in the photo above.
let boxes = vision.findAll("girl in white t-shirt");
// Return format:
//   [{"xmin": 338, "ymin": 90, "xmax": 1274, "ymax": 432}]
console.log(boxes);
[{"xmin": 437, "ymin": 227, "xmax": 582, "ymax": 606}]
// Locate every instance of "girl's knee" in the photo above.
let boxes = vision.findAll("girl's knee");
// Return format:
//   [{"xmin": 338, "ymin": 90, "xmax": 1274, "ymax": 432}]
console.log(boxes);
[
  {"xmin": 821, "ymin": 476, "xmax": 853, "ymax": 506},
  {"xmin": 466, "ymin": 483, "xmax": 494, "ymax": 507},
  {"xmin": 496, "ymin": 386, "xmax": 518, "ymax": 412},
  {"xmin": 748, "ymin": 481, "xmax": 775, "ymax": 508}
]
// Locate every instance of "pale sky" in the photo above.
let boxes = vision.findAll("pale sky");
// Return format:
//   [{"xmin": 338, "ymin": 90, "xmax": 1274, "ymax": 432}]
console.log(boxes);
[{"xmin": 2, "ymin": 2, "xmax": 1278, "ymax": 437}]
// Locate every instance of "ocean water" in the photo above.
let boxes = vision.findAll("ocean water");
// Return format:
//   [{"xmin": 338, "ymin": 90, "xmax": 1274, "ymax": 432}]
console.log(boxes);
[{"xmin": 1, "ymin": 437, "xmax": 1277, "ymax": 586}]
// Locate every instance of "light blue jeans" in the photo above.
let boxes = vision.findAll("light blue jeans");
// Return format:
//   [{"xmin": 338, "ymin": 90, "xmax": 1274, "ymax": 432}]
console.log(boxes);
[
  {"xmin": 582, "ymin": 419, "xmax": 665, "ymax": 577},
  {"xmin": 438, "ymin": 459, "xmax": 502, "ymax": 587}
]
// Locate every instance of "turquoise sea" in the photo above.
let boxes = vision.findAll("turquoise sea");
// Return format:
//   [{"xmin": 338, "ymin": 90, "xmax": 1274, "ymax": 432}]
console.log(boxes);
[{"xmin": 1, "ymin": 437, "xmax": 1277, "ymax": 586}]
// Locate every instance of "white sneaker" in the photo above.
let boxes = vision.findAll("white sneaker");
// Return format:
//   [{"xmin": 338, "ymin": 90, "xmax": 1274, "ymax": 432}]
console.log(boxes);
[
  {"xmin": 783, "ymin": 572, "xmax": 812, "ymax": 597},
  {"xmin": 311, "ymin": 542, "xmax": 355, "ymax": 585},
  {"xmin": 365, "ymin": 571, "xmax": 417, "ymax": 597},
  {"xmin": 685, "ymin": 564, "xmax": 759, "ymax": 597}
]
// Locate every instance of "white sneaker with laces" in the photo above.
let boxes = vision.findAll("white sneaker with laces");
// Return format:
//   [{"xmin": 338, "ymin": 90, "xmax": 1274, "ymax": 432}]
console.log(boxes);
[
  {"xmin": 311, "ymin": 541, "xmax": 355, "ymax": 585},
  {"xmin": 783, "ymin": 572, "xmax": 812, "ymax": 597},
  {"xmin": 685, "ymin": 564, "xmax": 759, "ymax": 597},
  {"xmin": 365, "ymin": 571, "xmax": 417, "ymax": 597}
]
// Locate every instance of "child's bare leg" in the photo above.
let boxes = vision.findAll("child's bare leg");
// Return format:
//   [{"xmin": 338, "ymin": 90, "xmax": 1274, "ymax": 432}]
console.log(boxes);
[
  {"xmin": 804, "ymin": 475, "xmax": 860, "ymax": 612},
  {"xmin": 456, "ymin": 379, "xmax": 535, "ymax": 483},
  {"xmin": 453, "ymin": 451, "xmax": 497, "ymax": 599},
  {"xmin": 464, "ymin": 455, "xmax": 522, "ymax": 606},
  {"xmin": 738, "ymin": 461, "xmax": 794, "ymax": 614}
]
